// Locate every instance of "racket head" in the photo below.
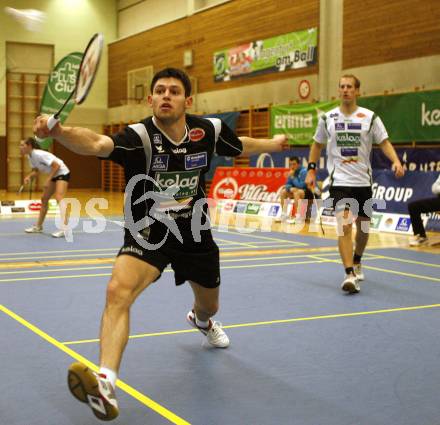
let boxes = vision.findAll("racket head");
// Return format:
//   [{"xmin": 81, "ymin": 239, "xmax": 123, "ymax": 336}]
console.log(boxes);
[{"xmin": 74, "ymin": 33, "xmax": 104, "ymax": 104}]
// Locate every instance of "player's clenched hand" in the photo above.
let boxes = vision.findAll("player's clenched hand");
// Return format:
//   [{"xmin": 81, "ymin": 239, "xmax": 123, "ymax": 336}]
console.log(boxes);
[{"xmin": 34, "ymin": 115, "xmax": 60, "ymax": 139}]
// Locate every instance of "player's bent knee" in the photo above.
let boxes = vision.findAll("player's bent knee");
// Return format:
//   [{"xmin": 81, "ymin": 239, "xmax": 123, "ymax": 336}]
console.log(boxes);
[{"xmin": 105, "ymin": 277, "xmax": 137, "ymax": 308}]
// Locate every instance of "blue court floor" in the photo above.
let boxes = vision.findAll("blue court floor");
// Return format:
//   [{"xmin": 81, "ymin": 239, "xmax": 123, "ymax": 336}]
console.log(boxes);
[{"xmin": 1, "ymin": 216, "xmax": 440, "ymax": 425}]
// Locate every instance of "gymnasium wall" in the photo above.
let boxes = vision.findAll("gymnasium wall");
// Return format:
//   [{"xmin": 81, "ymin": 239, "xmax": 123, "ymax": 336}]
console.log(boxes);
[
  {"xmin": 111, "ymin": 0, "xmax": 439, "ymax": 117},
  {"xmin": 0, "ymin": 0, "xmax": 118, "ymax": 136}
]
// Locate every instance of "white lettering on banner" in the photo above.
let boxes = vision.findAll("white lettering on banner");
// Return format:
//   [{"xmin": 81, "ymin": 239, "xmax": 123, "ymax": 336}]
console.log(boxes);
[
  {"xmin": 372, "ymin": 183, "xmax": 413, "ymax": 202},
  {"xmin": 421, "ymin": 102, "xmax": 440, "ymax": 126},
  {"xmin": 238, "ymin": 184, "xmax": 283, "ymax": 203},
  {"xmin": 274, "ymin": 114, "xmax": 313, "ymax": 129},
  {"xmin": 256, "ymin": 153, "xmax": 275, "ymax": 168}
]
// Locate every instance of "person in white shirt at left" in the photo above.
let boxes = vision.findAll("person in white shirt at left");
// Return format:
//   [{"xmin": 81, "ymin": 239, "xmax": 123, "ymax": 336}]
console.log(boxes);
[{"xmin": 19, "ymin": 137, "xmax": 70, "ymax": 238}]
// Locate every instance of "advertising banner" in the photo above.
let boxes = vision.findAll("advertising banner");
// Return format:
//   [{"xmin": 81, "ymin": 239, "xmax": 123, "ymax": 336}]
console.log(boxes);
[
  {"xmin": 214, "ymin": 28, "xmax": 318, "ymax": 82},
  {"xmin": 38, "ymin": 52, "xmax": 83, "ymax": 149},
  {"xmin": 0, "ymin": 199, "xmax": 58, "ymax": 215},
  {"xmin": 372, "ymin": 147, "xmax": 440, "ymax": 171},
  {"xmin": 268, "ymin": 90, "xmax": 440, "ymax": 145},
  {"xmin": 358, "ymin": 90, "xmax": 440, "ymax": 143},
  {"xmin": 270, "ymin": 100, "xmax": 339, "ymax": 145},
  {"xmin": 208, "ymin": 167, "xmax": 289, "ymax": 202}
]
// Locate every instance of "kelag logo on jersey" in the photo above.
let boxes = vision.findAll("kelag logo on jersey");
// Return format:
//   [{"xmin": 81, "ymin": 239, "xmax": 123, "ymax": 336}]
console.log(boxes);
[
  {"xmin": 336, "ymin": 133, "xmax": 361, "ymax": 146},
  {"xmin": 151, "ymin": 155, "xmax": 169, "ymax": 171},
  {"xmin": 185, "ymin": 152, "xmax": 207, "ymax": 170},
  {"xmin": 154, "ymin": 170, "xmax": 199, "ymax": 199}
]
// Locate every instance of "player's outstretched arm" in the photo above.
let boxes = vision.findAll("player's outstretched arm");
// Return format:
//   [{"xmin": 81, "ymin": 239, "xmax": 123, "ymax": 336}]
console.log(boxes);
[
  {"xmin": 33, "ymin": 114, "xmax": 113, "ymax": 157},
  {"xmin": 238, "ymin": 134, "xmax": 288, "ymax": 156}
]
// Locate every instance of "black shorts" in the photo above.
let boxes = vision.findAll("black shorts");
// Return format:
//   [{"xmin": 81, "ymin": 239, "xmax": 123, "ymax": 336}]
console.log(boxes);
[
  {"xmin": 117, "ymin": 232, "xmax": 220, "ymax": 288},
  {"xmin": 51, "ymin": 173, "xmax": 70, "ymax": 182},
  {"xmin": 329, "ymin": 186, "xmax": 373, "ymax": 218}
]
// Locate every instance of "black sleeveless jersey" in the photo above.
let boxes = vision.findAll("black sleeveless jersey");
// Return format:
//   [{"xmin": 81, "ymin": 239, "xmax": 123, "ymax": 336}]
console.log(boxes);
[{"xmin": 106, "ymin": 114, "xmax": 243, "ymax": 245}]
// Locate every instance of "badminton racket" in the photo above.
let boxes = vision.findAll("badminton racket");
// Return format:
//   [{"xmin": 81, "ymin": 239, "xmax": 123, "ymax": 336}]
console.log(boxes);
[
  {"xmin": 45, "ymin": 33, "xmax": 104, "ymax": 131},
  {"xmin": 17, "ymin": 184, "xmax": 24, "ymax": 195},
  {"xmin": 29, "ymin": 176, "xmax": 35, "ymax": 200}
]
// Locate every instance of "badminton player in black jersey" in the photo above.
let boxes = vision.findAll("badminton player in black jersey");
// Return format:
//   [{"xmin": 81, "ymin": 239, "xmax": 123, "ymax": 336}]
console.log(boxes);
[{"xmin": 34, "ymin": 67, "xmax": 287, "ymax": 421}]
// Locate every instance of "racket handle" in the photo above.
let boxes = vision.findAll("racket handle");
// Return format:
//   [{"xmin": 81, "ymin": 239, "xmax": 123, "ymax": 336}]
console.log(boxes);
[{"xmin": 47, "ymin": 115, "xmax": 60, "ymax": 130}]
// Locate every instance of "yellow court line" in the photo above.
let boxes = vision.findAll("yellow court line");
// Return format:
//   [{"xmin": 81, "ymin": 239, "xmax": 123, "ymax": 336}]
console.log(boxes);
[
  {"xmin": 0, "ymin": 252, "xmax": 116, "ymax": 262},
  {"xmin": 62, "ymin": 303, "xmax": 440, "ymax": 345},
  {"xmin": 217, "ymin": 228, "xmax": 309, "ymax": 246},
  {"xmin": 0, "ymin": 247, "xmax": 119, "ymax": 257},
  {"xmin": 308, "ymin": 255, "xmax": 440, "ymax": 282},
  {"xmin": 371, "ymin": 254, "xmax": 440, "ymax": 268},
  {"xmin": 215, "ymin": 237, "xmax": 258, "ymax": 248},
  {"xmin": 0, "ymin": 260, "xmax": 330, "ymax": 283},
  {"xmin": 0, "ymin": 304, "xmax": 191, "ymax": 425}
]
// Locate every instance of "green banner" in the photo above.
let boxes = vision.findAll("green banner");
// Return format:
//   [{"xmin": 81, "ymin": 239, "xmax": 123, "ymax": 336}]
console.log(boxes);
[
  {"xmin": 214, "ymin": 28, "xmax": 317, "ymax": 82},
  {"xmin": 270, "ymin": 100, "xmax": 339, "ymax": 145},
  {"xmin": 358, "ymin": 90, "xmax": 440, "ymax": 143},
  {"xmin": 38, "ymin": 52, "xmax": 83, "ymax": 149}
]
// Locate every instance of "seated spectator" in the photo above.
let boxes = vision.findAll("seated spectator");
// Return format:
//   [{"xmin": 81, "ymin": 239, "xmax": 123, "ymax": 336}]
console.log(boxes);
[
  {"xmin": 408, "ymin": 174, "xmax": 440, "ymax": 246},
  {"xmin": 276, "ymin": 156, "xmax": 311, "ymax": 222}
]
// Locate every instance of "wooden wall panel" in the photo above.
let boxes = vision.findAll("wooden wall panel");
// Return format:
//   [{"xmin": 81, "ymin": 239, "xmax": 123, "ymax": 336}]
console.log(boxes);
[
  {"xmin": 343, "ymin": 0, "xmax": 440, "ymax": 69},
  {"xmin": 109, "ymin": 0, "xmax": 319, "ymax": 107},
  {"xmin": 53, "ymin": 143, "xmax": 101, "ymax": 189}
]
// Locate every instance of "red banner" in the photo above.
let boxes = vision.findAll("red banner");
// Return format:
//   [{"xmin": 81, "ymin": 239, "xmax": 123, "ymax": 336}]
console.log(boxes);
[{"xmin": 208, "ymin": 167, "xmax": 289, "ymax": 202}]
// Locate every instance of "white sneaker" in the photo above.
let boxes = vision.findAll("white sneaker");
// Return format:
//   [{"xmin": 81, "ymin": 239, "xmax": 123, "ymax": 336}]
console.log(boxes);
[
  {"xmin": 67, "ymin": 362, "xmax": 119, "ymax": 421},
  {"xmin": 51, "ymin": 230, "xmax": 65, "ymax": 238},
  {"xmin": 25, "ymin": 225, "xmax": 42, "ymax": 233},
  {"xmin": 409, "ymin": 235, "xmax": 429, "ymax": 247},
  {"xmin": 187, "ymin": 310, "xmax": 230, "ymax": 348},
  {"xmin": 354, "ymin": 263, "xmax": 364, "ymax": 281},
  {"xmin": 341, "ymin": 274, "xmax": 360, "ymax": 294}
]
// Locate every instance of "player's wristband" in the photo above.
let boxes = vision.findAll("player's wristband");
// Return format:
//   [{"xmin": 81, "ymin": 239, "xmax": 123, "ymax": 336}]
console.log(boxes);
[{"xmin": 307, "ymin": 162, "xmax": 317, "ymax": 171}]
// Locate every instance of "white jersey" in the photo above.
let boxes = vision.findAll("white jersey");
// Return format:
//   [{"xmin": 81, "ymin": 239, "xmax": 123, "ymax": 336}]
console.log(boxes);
[
  {"xmin": 28, "ymin": 149, "xmax": 70, "ymax": 176},
  {"xmin": 313, "ymin": 106, "xmax": 388, "ymax": 187}
]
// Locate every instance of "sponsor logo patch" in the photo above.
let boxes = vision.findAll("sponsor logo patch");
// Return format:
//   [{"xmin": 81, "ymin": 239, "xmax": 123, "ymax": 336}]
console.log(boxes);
[
  {"xmin": 395, "ymin": 217, "xmax": 411, "ymax": 232},
  {"xmin": 185, "ymin": 152, "xmax": 207, "ymax": 170},
  {"xmin": 154, "ymin": 170, "xmax": 200, "ymax": 199},
  {"xmin": 171, "ymin": 147, "xmax": 187, "ymax": 154},
  {"xmin": 151, "ymin": 155, "xmax": 169, "ymax": 171},
  {"xmin": 189, "ymin": 128, "xmax": 206, "ymax": 142},
  {"xmin": 335, "ymin": 122, "xmax": 345, "ymax": 131},
  {"xmin": 268, "ymin": 205, "xmax": 280, "ymax": 217},
  {"xmin": 234, "ymin": 202, "xmax": 247, "ymax": 213},
  {"xmin": 336, "ymin": 132, "xmax": 361, "ymax": 146},
  {"xmin": 347, "ymin": 123, "xmax": 362, "ymax": 130},
  {"xmin": 245, "ymin": 203, "xmax": 261, "ymax": 215},
  {"xmin": 153, "ymin": 134, "xmax": 162, "ymax": 145}
]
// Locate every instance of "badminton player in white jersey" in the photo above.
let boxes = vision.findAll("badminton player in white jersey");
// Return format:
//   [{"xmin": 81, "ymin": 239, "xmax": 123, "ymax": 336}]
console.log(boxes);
[
  {"xmin": 19, "ymin": 137, "xmax": 70, "ymax": 237},
  {"xmin": 306, "ymin": 75, "xmax": 404, "ymax": 294}
]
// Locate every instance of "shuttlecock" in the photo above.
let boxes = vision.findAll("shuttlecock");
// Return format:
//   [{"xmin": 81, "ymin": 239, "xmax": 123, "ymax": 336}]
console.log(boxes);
[{"xmin": 5, "ymin": 7, "xmax": 46, "ymax": 32}]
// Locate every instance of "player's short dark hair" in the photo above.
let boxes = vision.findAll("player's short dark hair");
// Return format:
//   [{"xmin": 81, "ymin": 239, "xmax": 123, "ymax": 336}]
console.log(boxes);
[
  {"xmin": 24, "ymin": 137, "xmax": 39, "ymax": 149},
  {"xmin": 150, "ymin": 68, "xmax": 192, "ymax": 97},
  {"xmin": 340, "ymin": 74, "xmax": 361, "ymax": 89},
  {"xmin": 289, "ymin": 156, "xmax": 300, "ymax": 163}
]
